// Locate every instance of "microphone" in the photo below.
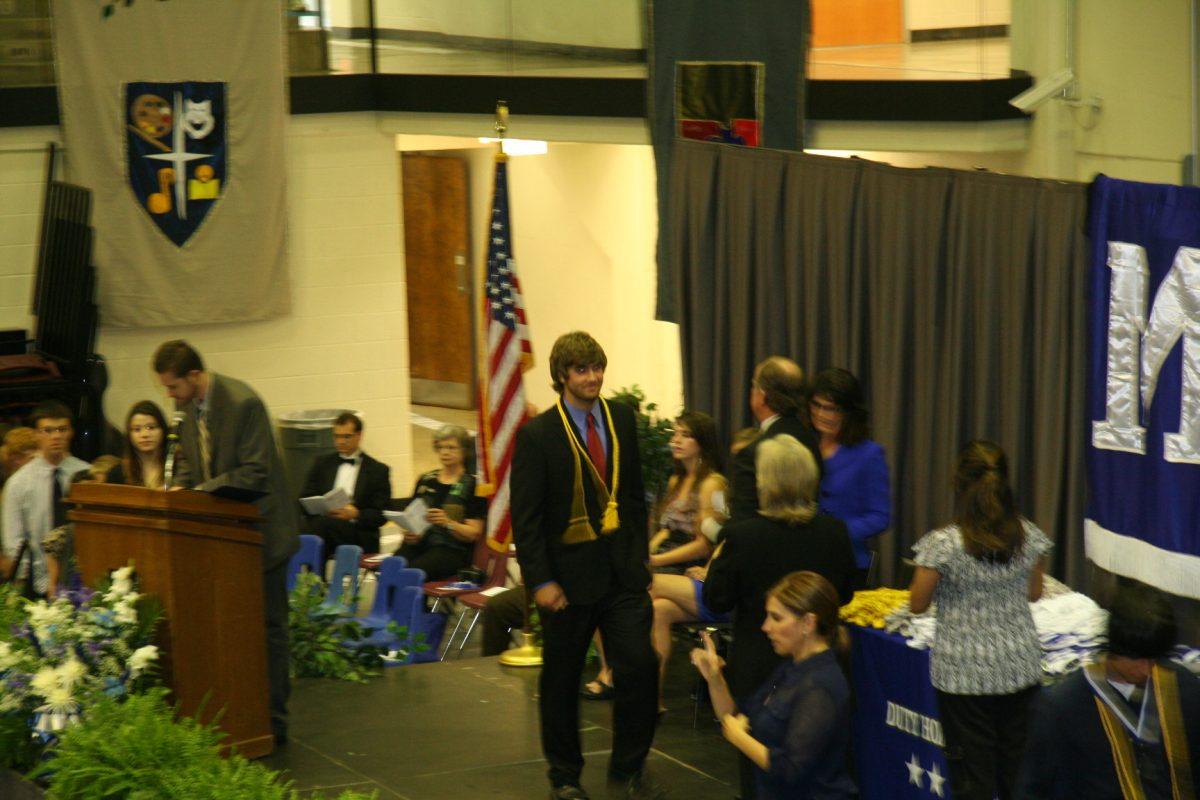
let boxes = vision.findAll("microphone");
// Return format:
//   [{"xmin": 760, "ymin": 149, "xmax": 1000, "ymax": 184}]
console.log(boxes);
[{"xmin": 163, "ymin": 412, "xmax": 185, "ymax": 489}]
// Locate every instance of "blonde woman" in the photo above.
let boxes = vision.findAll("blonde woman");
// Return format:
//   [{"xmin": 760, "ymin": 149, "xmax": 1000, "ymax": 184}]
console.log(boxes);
[{"xmin": 703, "ymin": 434, "xmax": 856, "ymax": 800}]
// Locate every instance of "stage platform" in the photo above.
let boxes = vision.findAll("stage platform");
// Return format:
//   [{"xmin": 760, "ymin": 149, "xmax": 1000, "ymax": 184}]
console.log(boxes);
[{"xmin": 262, "ymin": 655, "xmax": 738, "ymax": 799}]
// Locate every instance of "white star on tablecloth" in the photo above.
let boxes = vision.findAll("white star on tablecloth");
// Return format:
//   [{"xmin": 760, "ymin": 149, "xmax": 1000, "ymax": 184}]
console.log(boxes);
[
  {"xmin": 927, "ymin": 762, "xmax": 946, "ymax": 797},
  {"xmin": 906, "ymin": 753, "xmax": 925, "ymax": 788}
]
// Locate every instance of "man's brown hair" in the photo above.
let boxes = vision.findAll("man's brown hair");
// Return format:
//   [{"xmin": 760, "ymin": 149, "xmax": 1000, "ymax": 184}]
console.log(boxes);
[
  {"xmin": 152, "ymin": 339, "xmax": 205, "ymax": 377},
  {"xmin": 548, "ymin": 331, "xmax": 607, "ymax": 394}
]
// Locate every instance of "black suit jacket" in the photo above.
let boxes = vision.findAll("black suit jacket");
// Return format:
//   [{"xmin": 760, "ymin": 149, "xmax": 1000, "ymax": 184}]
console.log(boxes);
[
  {"xmin": 511, "ymin": 398, "xmax": 649, "ymax": 605},
  {"xmin": 299, "ymin": 451, "xmax": 391, "ymax": 531},
  {"xmin": 729, "ymin": 414, "xmax": 824, "ymax": 522},
  {"xmin": 702, "ymin": 513, "xmax": 855, "ymax": 699},
  {"xmin": 1017, "ymin": 662, "xmax": 1200, "ymax": 799}
]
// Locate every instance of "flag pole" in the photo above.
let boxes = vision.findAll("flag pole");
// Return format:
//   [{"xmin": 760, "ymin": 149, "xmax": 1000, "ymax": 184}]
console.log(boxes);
[{"xmin": 490, "ymin": 99, "xmax": 541, "ymax": 667}]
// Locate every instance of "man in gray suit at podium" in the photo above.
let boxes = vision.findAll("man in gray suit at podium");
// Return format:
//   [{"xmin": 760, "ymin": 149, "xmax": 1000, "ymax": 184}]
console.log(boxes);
[{"xmin": 153, "ymin": 339, "xmax": 299, "ymax": 744}]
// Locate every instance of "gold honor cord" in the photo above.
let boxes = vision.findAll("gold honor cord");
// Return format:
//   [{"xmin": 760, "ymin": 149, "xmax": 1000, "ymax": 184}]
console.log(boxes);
[
  {"xmin": 1094, "ymin": 664, "xmax": 1195, "ymax": 800},
  {"xmin": 555, "ymin": 398, "xmax": 620, "ymax": 544},
  {"xmin": 1096, "ymin": 697, "xmax": 1148, "ymax": 800},
  {"xmin": 1152, "ymin": 665, "xmax": 1196, "ymax": 800}
]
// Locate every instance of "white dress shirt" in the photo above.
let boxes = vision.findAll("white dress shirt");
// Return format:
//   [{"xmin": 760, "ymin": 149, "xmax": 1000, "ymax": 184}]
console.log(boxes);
[
  {"xmin": 332, "ymin": 450, "xmax": 362, "ymax": 498},
  {"xmin": 2, "ymin": 453, "xmax": 91, "ymax": 594}
]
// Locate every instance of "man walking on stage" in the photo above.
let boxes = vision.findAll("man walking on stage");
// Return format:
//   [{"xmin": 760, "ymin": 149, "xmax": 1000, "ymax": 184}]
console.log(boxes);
[
  {"xmin": 511, "ymin": 331, "xmax": 663, "ymax": 800},
  {"xmin": 153, "ymin": 339, "xmax": 299, "ymax": 745}
]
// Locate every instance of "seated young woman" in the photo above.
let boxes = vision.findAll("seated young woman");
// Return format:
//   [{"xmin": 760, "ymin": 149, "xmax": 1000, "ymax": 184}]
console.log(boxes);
[
  {"xmin": 106, "ymin": 400, "xmax": 169, "ymax": 488},
  {"xmin": 647, "ymin": 413, "xmax": 740, "ymax": 713},
  {"xmin": 394, "ymin": 425, "xmax": 486, "ymax": 581},
  {"xmin": 691, "ymin": 571, "xmax": 857, "ymax": 800}
]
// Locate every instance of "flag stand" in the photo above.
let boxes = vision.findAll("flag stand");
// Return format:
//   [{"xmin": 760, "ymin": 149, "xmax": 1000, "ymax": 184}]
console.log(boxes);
[
  {"xmin": 481, "ymin": 98, "xmax": 541, "ymax": 668},
  {"xmin": 499, "ymin": 584, "xmax": 542, "ymax": 667}
]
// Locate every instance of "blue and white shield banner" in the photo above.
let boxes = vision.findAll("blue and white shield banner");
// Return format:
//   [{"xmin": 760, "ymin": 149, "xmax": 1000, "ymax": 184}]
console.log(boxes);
[
  {"xmin": 126, "ymin": 82, "xmax": 226, "ymax": 247},
  {"xmin": 1086, "ymin": 175, "xmax": 1200, "ymax": 599},
  {"xmin": 51, "ymin": 1, "xmax": 289, "ymax": 327}
]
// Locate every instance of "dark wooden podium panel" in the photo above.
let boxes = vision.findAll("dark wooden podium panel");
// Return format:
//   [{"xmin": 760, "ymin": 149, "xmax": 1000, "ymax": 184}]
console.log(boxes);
[{"xmin": 69, "ymin": 483, "xmax": 274, "ymax": 759}]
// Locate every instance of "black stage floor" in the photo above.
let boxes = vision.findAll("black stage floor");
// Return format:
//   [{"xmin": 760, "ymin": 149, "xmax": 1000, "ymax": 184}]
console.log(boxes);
[{"xmin": 262, "ymin": 654, "xmax": 738, "ymax": 799}]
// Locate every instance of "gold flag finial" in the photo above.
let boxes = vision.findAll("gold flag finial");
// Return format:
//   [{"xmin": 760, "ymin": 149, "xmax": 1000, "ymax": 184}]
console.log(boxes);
[{"xmin": 494, "ymin": 101, "xmax": 509, "ymax": 139}]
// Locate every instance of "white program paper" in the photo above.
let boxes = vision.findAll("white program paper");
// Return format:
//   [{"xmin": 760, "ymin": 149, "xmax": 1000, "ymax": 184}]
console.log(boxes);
[
  {"xmin": 299, "ymin": 486, "xmax": 351, "ymax": 515},
  {"xmin": 384, "ymin": 497, "xmax": 431, "ymax": 537}
]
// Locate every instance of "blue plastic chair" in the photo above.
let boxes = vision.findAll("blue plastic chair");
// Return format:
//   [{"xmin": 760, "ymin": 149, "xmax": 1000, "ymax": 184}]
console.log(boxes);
[
  {"xmin": 322, "ymin": 544, "xmax": 363, "ymax": 613},
  {"xmin": 358, "ymin": 557, "xmax": 418, "ymax": 634},
  {"xmin": 389, "ymin": 585, "xmax": 447, "ymax": 664},
  {"xmin": 351, "ymin": 568, "xmax": 445, "ymax": 663},
  {"xmin": 286, "ymin": 534, "xmax": 324, "ymax": 591}
]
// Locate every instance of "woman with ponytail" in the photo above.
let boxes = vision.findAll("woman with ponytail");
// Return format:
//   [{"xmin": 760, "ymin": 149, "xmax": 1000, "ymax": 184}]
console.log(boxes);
[
  {"xmin": 691, "ymin": 571, "xmax": 857, "ymax": 800},
  {"xmin": 908, "ymin": 440, "xmax": 1050, "ymax": 800}
]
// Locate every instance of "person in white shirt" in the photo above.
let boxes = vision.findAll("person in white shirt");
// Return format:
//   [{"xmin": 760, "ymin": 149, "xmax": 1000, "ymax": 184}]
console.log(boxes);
[{"xmin": 1, "ymin": 401, "xmax": 90, "ymax": 597}]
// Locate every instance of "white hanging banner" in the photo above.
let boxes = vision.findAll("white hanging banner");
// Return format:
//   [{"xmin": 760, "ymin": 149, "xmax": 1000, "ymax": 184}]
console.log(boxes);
[{"xmin": 52, "ymin": 0, "xmax": 291, "ymax": 326}]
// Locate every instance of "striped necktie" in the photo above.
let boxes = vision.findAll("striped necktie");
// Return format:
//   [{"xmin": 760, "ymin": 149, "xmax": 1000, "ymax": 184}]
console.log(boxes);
[{"xmin": 197, "ymin": 408, "xmax": 212, "ymax": 482}]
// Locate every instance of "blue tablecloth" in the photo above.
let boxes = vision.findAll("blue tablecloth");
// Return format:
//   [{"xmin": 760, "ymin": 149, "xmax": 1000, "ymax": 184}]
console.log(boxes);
[{"xmin": 851, "ymin": 625, "xmax": 952, "ymax": 799}]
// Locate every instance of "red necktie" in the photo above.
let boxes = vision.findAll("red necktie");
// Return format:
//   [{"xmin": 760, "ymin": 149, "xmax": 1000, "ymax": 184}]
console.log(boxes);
[{"xmin": 586, "ymin": 413, "xmax": 607, "ymax": 484}]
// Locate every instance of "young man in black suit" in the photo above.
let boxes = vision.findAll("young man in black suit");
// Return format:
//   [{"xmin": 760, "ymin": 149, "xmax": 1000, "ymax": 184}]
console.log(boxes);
[
  {"xmin": 511, "ymin": 331, "xmax": 663, "ymax": 800},
  {"xmin": 728, "ymin": 355, "xmax": 823, "ymax": 521},
  {"xmin": 153, "ymin": 339, "xmax": 299, "ymax": 745},
  {"xmin": 299, "ymin": 412, "xmax": 391, "ymax": 554}
]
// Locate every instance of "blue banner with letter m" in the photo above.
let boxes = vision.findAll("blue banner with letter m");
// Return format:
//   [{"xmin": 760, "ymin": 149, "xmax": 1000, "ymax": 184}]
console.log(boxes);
[
  {"xmin": 1086, "ymin": 175, "xmax": 1200, "ymax": 599},
  {"xmin": 126, "ymin": 81, "xmax": 226, "ymax": 247}
]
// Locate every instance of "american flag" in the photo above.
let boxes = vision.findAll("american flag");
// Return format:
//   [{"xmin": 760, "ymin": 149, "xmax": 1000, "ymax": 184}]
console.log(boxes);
[{"xmin": 477, "ymin": 154, "xmax": 532, "ymax": 551}]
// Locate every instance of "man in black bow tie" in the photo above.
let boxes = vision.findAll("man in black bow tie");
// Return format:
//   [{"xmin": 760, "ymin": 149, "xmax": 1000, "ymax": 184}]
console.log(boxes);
[{"xmin": 299, "ymin": 412, "xmax": 391, "ymax": 554}]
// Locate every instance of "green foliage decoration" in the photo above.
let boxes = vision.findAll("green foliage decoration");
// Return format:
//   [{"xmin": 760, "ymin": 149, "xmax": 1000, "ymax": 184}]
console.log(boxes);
[
  {"xmin": 30, "ymin": 688, "xmax": 377, "ymax": 800},
  {"xmin": 606, "ymin": 384, "xmax": 676, "ymax": 503},
  {"xmin": 288, "ymin": 572, "xmax": 425, "ymax": 681}
]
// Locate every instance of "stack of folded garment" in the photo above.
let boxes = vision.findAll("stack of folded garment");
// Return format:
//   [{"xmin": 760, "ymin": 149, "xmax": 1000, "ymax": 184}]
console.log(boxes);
[
  {"xmin": 1171, "ymin": 644, "xmax": 1200, "ymax": 674},
  {"xmin": 1030, "ymin": 591, "xmax": 1109, "ymax": 675}
]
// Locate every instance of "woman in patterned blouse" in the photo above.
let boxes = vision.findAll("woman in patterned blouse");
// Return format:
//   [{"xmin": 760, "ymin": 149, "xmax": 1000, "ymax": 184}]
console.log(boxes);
[{"xmin": 908, "ymin": 440, "xmax": 1050, "ymax": 800}]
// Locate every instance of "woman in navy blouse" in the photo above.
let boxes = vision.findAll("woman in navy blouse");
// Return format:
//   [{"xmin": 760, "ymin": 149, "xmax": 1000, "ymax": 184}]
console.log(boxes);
[
  {"xmin": 808, "ymin": 368, "xmax": 891, "ymax": 585},
  {"xmin": 691, "ymin": 570, "xmax": 857, "ymax": 800}
]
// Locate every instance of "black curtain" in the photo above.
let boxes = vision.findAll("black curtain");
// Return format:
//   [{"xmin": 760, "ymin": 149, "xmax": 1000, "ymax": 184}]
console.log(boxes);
[{"xmin": 670, "ymin": 139, "xmax": 1090, "ymax": 587}]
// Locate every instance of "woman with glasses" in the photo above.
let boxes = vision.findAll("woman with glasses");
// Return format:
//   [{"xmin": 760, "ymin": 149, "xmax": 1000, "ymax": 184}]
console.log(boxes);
[
  {"xmin": 394, "ymin": 425, "xmax": 487, "ymax": 581},
  {"xmin": 807, "ymin": 368, "xmax": 891, "ymax": 587}
]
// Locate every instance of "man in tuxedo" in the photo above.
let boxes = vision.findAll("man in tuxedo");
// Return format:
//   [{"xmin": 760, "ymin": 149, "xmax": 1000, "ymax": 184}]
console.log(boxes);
[
  {"xmin": 153, "ymin": 340, "xmax": 299, "ymax": 744},
  {"xmin": 728, "ymin": 355, "xmax": 823, "ymax": 521},
  {"xmin": 299, "ymin": 412, "xmax": 390, "ymax": 554},
  {"xmin": 511, "ymin": 331, "xmax": 662, "ymax": 800}
]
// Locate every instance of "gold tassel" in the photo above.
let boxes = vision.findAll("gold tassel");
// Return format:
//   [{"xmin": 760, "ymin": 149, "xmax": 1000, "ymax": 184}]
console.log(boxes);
[{"xmin": 602, "ymin": 499, "xmax": 620, "ymax": 533}]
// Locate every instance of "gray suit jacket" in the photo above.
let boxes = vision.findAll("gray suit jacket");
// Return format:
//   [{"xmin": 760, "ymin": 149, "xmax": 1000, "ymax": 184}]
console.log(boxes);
[{"xmin": 173, "ymin": 372, "xmax": 299, "ymax": 570}]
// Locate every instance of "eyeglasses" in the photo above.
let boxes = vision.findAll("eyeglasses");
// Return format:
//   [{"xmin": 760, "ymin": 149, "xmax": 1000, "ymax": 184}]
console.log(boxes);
[
  {"xmin": 37, "ymin": 425, "xmax": 72, "ymax": 435},
  {"xmin": 808, "ymin": 399, "xmax": 844, "ymax": 415}
]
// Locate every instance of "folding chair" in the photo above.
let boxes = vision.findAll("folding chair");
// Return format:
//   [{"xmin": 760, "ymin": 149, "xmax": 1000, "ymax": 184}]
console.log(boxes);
[
  {"xmin": 439, "ymin": 589, "xmax": 498, "ymax": 659},
  {"xmin": 286, "ymin": 534, "xmax": 323, "ymax": 591},
  {"xmin": 425, "ymin": 537, "xmax": 510, "ymax": 612}
]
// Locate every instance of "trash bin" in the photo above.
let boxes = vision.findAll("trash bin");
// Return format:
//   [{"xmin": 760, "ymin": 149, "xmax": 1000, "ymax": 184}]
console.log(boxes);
[{"xmin": 277, "ymin": 408, "xmax": 360, "ymax": 505}]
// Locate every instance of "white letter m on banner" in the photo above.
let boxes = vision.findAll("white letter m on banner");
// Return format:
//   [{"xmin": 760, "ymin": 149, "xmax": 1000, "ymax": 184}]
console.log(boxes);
[{"xmin": 1093, "ymin": 242, "xmax": 1200, "ymax": 463}]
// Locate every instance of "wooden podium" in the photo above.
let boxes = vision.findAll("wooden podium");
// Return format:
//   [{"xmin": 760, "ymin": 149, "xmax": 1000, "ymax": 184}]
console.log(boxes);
[{"xmin": 69, "ymin": 483, "xmax": 274, "ymax": 759}]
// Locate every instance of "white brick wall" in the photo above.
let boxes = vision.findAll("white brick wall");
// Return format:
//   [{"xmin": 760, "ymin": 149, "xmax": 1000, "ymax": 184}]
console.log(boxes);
[{"xmin": 0, "ymin": 114, "xmax": 414, "ymax": 491}]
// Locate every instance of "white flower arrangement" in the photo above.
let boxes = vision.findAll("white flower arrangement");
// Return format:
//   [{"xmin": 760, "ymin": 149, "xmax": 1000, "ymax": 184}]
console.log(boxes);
[{"xmin": 0, "ymin": 565, "xmax": 162, "ymax": 742}]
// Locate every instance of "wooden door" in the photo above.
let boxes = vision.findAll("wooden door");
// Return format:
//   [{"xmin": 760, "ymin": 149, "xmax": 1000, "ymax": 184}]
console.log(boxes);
[
  {"xmin": 401, "ymin": 154, "xmax": 474, "ymax": 408},
  {"xmin": 811, "ymin": 0, "xmax": 904, "ymax": 47}
]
